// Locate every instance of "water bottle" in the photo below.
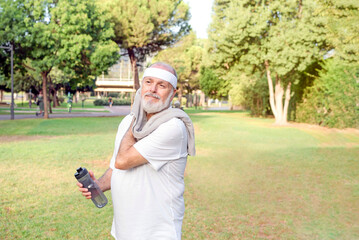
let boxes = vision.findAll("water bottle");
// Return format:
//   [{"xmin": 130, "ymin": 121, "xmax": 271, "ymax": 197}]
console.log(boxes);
[{"xmin": 74, "ymin": 167, "xmax": 108, "ymax": 208}]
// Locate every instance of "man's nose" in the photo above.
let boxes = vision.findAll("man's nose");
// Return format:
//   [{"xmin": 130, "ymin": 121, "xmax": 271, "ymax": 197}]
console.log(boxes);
[{"xmin": 149, "ymin": 84, "xmax": 157, "ymax": 92}]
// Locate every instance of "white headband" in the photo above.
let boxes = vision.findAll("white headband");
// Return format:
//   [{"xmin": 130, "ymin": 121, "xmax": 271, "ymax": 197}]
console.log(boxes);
[{"xmin": 142, "ymin": 67, "xmax": 177, "ymax": 88}]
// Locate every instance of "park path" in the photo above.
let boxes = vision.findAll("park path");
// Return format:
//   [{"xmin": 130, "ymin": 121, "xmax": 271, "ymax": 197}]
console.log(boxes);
[{"xmin": 0, "ymin": 106, "xmax": 131, "ymax": 121}]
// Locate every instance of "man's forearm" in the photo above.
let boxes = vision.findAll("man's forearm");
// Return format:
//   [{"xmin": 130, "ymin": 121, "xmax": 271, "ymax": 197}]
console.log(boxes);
[
  {"xmin": 118, "ymin": 129, "xmax": 136, "ymax": 154},
  {"xmin": 97, "ymin": 167, "xmax": 112, "ymax": 192},
  {"xmin": 115, "ymin": 125, "xmax": 147, "ymax": 170}
]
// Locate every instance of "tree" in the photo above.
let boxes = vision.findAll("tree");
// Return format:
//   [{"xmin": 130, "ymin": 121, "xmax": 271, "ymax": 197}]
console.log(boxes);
[
  {"xmin": 0, "ymin": 0, "xmax": 32, "ymax": 89},
  {"xmin": 102, "ymin": 0, "xmax": 191, "ymax": 90},
  {"xmin": 154, "ymin": 32, "xmax": 203, "ymax": 103},
  {"xmin": 0, "ymin": 0, "xmax": 119, "ymax": 118},
  {"xmin": 199, "ymin": 67, "xmax": 228, "ymax": 99},
  {"xmin": 207, "ymin": 0, "xmax": 327, "ymax": 124}
]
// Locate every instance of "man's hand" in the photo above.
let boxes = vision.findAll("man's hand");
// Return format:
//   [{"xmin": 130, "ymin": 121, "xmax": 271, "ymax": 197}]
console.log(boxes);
[
  {"xmin": 76, "ymin": 168, "xmax": 112, "ymax": 199},
  {"xmin": 76, "ymin": 170, "xmax": 96, "ymax": 199}
]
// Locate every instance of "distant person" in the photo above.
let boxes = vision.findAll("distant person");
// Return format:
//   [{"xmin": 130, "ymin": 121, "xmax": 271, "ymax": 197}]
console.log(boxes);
[
  {"xmin": 108, "ymin": 96, "xmax": 113, "ymax": 108},
  {"xmin": 36, "ymin": 91, "xmax": 44, "ymax": 116},
  {"xmin": 67, "ymin": 92, "xmax": 73, "ymax": 113},
  {"xmin": 174, "ymin": 100, "xmax": 183, "ymax": 110},
  {"xmin": 76, "ymin": 62, "xmax": 195, "ymax": 240}
]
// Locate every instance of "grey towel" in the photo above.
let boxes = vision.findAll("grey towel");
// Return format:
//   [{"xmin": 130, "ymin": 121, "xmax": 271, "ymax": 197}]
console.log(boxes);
[{"xmin": 131, "ymin": 88, "xmax": 196, "ymax": 156}]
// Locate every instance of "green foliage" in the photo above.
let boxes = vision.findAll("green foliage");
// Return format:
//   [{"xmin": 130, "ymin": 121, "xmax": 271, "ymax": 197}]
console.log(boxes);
[
  {"xmin": 207, "ymin": 0, "xmax": 327, "ymax": 123},
  {"xmin": 0, "ymin": 0, "xmax": 30, "ymax": 77},
  {"xmin": 229, "ymin": 72, "xmax": 269, "ymax": 116},
  {"xmin": 0, "ymin": 0, "xmax": 119, "ymax": 88},
  {"xmin": 103, "ymin": 0, "xmax": 191, "ymax": 56},
  {"xmin": 93, "ymin": 98, "xmax": 130, "ymax": 106},
  {"xmin": 287, "ymin": 60, "xmax": 323, "ymax": 121},
  {"xmin": 296, "ymin": 59, "xmax": 359, "ymax": 128},
  {"xmin": 199, "ymin": 67, "xmax": 228, "ymax": 99},
  {"xmin": 317, "ymin": 0, "xmax": 359, "ymax": 63},
  {"xmin": 48, "ymin": 0, "xmax": 119, "ymax": 84},
  {"xmin": 154, "ymin": 32, "xmax": 204, "ymax": 92}
]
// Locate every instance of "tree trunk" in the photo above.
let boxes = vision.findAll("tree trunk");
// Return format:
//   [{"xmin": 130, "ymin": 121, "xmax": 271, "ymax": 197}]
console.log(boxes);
[
  {"xmin": 48, "ymin": 76, "xmax": 58, "ymax": 108},
  {"xmin": 177, "ymin": 85, "xmax": 183, "ymax": 105},
  {"xmin": 265, "ymin": 60, "xmax": 278, "ymax": 119},
  {"xmin": 128, "ymin": 48, "xmax": 140, "ymax": 90},
  {"xmin": 194, "ymin": 93, "xmax": 197, "ymax": 109},
  {"xmin": 48, "ymin": 90, "xmax": 52, "ymax": 114},
  {"xmin": 0, "ymin": 90, "xmax": 3, "ymax": 101},
  {"xmin": 41, "ymin": 72, "xmax": 49, "ymax": 119},
  {"xmin": 53, "ymin": 90, "xmax": 59, "ymax": 107},
  {"xmin": 264, "ymin": 60, "xmax": 291, "ymax": 125},
  {"xmin": 75, "ymin": 91, "xmax": 79, "ymax": 103},
  {"xmin": 282, "ymin": 82, "xmax": 292, "ymax": 122},
  {"xmin": 274, "ymin": 74, "xmax": 284, "ymax": 124},
  {"xmin": 200, "ymin": 91, "xmax": 205, "ymax": 107}
]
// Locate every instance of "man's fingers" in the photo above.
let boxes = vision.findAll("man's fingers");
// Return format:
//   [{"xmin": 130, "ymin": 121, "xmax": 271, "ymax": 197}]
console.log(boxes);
[
  {"xmin": 76, "ymin": 182, "xmax": 83, "ymax": 188},
  {"xmin": 89, "ymin": 170, "xmax": 96, "ymax": 181},
  {"xmin": 78, "ymin": 187, "xmax": 88, "ymax": 193},
  {"xmin": 82, "ymin": 191, "xmax": 91, "ymax": 197}
]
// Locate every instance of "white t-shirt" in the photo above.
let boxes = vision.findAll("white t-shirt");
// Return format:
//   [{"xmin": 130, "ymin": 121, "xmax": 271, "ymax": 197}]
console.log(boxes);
[{"xmin": 109, "ymin": 114, "xmax": 188, "ymax": 240}]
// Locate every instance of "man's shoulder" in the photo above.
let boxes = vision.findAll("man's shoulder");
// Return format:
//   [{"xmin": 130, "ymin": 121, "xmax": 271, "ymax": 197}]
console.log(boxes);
[
  {"xmin": 160, "ymin": 117, "xmax": 185, "ymax": 129},
  {"xmin": 117, "ymin": 114, "xmax": 133, "ymax": 130},
  {"xmin": 155, "ymin": 117, "xmax": 186, "ymax": 139},
  {"xmin": 122, "ymin": 114, "xmax": 134, "ymax": 122}
]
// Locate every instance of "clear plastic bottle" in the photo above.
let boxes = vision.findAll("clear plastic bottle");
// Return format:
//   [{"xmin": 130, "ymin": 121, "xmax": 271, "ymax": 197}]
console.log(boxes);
[{"xmin": 74, "ymin": 167, "xmax": 108, "ymax": 208}]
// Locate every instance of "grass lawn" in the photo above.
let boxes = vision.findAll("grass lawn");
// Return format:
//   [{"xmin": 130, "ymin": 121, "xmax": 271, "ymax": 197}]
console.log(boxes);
[{"xmin": 0, "ymin": 112, "xmax": 358, "ymax": 239}]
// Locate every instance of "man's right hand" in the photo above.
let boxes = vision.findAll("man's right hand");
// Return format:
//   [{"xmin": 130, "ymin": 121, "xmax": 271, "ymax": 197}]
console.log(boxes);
[{"xmin": 76, "ymin": 170, "xmax": 97, "ymax": 199}]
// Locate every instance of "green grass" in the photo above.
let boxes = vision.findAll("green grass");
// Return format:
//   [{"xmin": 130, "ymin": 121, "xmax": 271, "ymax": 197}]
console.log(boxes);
[
  {"xmin": 0, "ymin": 107, "xmax": 109, "ymax": 115},
  {"xmin": 0, "ymin": 113, "xmax": 358, "ymax": 239}
]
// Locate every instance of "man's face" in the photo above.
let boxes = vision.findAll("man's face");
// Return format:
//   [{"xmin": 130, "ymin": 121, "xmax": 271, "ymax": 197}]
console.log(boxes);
[{"xmin": 141, "ymin": 76, "xmax": 176, "ymax": 114}]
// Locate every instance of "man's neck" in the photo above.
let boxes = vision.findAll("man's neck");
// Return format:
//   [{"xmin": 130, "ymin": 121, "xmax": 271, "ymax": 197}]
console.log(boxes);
[{"xmin": 146, "ymin": 113, "xmax": 154, "ymax": 120}]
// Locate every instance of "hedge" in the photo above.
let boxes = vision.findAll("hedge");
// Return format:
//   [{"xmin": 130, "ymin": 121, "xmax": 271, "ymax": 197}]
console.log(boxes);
[
  {"xmin": 93, "ymin": 98, "xmax": 131, "ymax": 106},
  {"xmin": 296, "ymin": 59, "xmax": 359, "ymax": 129}
]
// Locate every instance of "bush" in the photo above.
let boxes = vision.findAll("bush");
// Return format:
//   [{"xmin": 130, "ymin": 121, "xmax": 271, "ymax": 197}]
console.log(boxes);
[
  {"xmin": 296, "ymin": 59, "xmax": 359, "ymax": 129},
  {"xmin": 93, "ymin": 98, "xmax": 131, "ymax": 106}
]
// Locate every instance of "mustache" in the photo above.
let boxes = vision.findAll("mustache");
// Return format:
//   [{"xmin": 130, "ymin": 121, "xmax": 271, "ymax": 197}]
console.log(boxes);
[{"xmin": 144, "ymin": 92, "xmax": 161, "ymax": 100}]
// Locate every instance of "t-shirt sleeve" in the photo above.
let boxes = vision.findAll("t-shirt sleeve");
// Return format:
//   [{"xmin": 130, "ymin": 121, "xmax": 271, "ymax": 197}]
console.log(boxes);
[
  {"xmin": 134, "ymin": 118, "xmax": 188, "ymax": 171},
  {"xmin": 109, "ymin": 115, "xmax": 133, "ymax": 170}
]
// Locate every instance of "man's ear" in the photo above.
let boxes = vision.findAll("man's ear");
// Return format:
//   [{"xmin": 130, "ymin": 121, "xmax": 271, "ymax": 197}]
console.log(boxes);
[{"xmin": 171, "ymin": 89, "xmax": 177, "ymax": 101}]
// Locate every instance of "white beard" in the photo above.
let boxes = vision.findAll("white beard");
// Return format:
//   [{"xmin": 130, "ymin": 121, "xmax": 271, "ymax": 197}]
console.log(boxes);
[{"xmin": 142, "ymin": 89, "xmax": 173, "ymax": 114}]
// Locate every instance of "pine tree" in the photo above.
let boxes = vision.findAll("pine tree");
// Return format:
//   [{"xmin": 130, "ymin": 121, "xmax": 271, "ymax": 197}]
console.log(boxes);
[{"xmin": 102, "ymin": 0, "xmax": 191, "ymax": 90}]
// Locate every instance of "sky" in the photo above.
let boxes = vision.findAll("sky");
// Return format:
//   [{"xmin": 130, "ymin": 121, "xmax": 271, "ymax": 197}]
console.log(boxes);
[{"xmin": 185, "ymin": 0, "xmax": 214, "ymax": 39}]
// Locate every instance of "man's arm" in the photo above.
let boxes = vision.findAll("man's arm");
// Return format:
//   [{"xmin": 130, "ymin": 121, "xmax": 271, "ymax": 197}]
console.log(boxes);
[
  {"xmin": 77, "ymin": 167, "xmax": 112, "ymax": 199},
  {"xmin": 115, "ymin": 125, "xmax": 148, "ymax": 170}
]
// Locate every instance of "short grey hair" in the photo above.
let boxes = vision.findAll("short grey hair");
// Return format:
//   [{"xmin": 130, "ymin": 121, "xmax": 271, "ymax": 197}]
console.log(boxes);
[{"xmin": 149, "ymin": 62, "xmax": 178, "ymax": 79}]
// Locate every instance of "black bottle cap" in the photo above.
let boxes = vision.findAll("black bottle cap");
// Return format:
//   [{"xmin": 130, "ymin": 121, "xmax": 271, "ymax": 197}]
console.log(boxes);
[{"xmin": 74, "ymin": 167, "xmax": 88, "ymax": 179}]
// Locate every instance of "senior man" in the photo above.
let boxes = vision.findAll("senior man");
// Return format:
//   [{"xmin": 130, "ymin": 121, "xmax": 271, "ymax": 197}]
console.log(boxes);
[{"xmin": 77, "ymin": 62, "xmax": 195, "ymax": 240}]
